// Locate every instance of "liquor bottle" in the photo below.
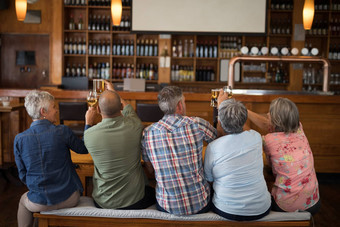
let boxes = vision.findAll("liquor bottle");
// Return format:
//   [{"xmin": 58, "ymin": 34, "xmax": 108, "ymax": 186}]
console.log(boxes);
[
  {"xmin": 116, "ymin": 39, "xmax": 121, "ymax": 55},
  {"xmin": 204, "ymin": 41, "xmax": 209, "ymax": 58},
  {"xmin": 96, "ymin": 15, "xmax": 101, "ymax": 31},
  {"xmin": 97, "ymin": 40, "xmax": 102, "ymax": 55},
  {"xmin": 105, "ymin": 16, "xmax": 110, "ymax": 31},
  {"xmin": 213, "ymin": 41, "xmax": 218, "ymax": 58},
  {"xmin": 149, "ymin": 64, "xmax": 155, "ymax": 80},
  {"xmin": 140, "ymin": 39, "xmax": 145, "ymax": 56},
  {"xmin": 82, "ymin": 64, "xmax": 86, "ymax": 77},
  {"xmin": 88, "ymin": 40, "xmax": 92, "ymax": 55},
  {"xmin": 208, "ymin": 41, "xmax": 213, "ymax": 58},
  {"xmin": 65, "ymin": 63, "xmax": 71, "ymax": 77},
  {"xmin": 126, "ymin": 63, "xmax": 131, "ymax": 78},
  {"xmin": 112, "ymin": 40, "xmax": 116, "ymax": 55},
  {"xmin": 82, "ymin": 38, "xmax": 86, "ymax": 54},
  {"xmin": 77, "ymin": 37, "xmax": 82, "ymax": 54},
  {"xmin": 89, "ymin": 64, "xmax": 93, "ymax": 79},
  {"xmin": 130, "ymin": 40, "xmax": 134, "ymax": 56},
  {"xmin": 136, "ymin": 39, "xmax": 140, "ymax": 56},
  {"xmin": 64, "ymin": 37, "xmax": 69, "ymax": 54},
  {"xmin": 101, "ymin": 40, "xmax": 106, "ymax": 56},
  {"xmin": 196, "ymin": 41, "xmax": 200, "ymax": 57},
  {"xmin": 121, "ymin": 40, "xmax": 125, "ymax": 56},
  {"xmin": 92, "ymin": 40, "xmax": 97, "ymax": 55},
  {"xmin": 78, "ymin": 14, "xmax": 84, "ymax": 30},
  {"xmin": 69, "ymin": 14, "xmax": 75, "ymax": 30},
  {"xmin": 149, "ymin": 39, "xmax": 153, "ymax": 56},
  {"xmin": 92, "ymin": 15, "xmax": 97, "ymax": 31},
  {"xmin": 73, "ymin": 38, "xmax": 78, "ymax": 54},
  {"xmin": 100, "ymin": 15, "xmax": 105, "ymax": 31},
  {"xmin": 183, "ymin": 39, "xmax": 188, "ymax": 57},
  {"xmin": 144, "ymin": 39, "xmax": 149, "ymax": 56},
  {"xmin": 177, "ymin": 40, "xmax": 183, "ymax": 57},
  {"xmin": 130, "ymin": 64, "xmax": 135, "ymax": 78},
  {"xmin": 189, "ymin": 39, "xmax": 194, "ymax": 57},
  {"xmin": 71, "ymin": 64, "xmax": 76, "ymax": 77},
  {"xmin": 154, "ymin": 40, "xmax": 158, "ymax": 56}
]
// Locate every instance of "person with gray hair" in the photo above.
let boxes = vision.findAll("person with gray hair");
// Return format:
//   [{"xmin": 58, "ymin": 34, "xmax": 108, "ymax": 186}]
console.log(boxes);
[
  {"xmin": 142, "ymin": 86, "xmax": 217, "ymax": 215},
  {"xmin": 14, "ymin": 90, "xmax": 89, "ymax": 227},
  {"xmin": 248, "ymin": 97, "xmax": 320, "ymax": 215},
  {"xmin": 204, "ymin": 96, "xmax": 271, "ymax": 221}
]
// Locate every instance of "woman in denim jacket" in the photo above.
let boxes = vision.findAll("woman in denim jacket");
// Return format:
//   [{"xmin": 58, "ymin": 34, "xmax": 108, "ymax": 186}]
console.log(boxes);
[{"xmin": 14, "ymin": 90, "xmax": 90, "ymax": 227}]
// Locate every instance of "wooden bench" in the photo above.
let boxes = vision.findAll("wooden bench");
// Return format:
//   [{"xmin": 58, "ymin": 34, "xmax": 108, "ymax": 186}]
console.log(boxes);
[{"xmin": 33, "ymin": 197, "xmax": 312, "ymax": 227}]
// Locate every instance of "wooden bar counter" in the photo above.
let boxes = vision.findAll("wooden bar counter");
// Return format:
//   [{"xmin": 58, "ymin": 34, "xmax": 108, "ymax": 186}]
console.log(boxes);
[{"xmin": 1, "ymin": 88, "xmax": 339, "ymax": 173}]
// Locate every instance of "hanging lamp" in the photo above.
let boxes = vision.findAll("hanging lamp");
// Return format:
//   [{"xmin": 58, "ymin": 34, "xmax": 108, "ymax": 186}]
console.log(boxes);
[
  {"xmin": 111, "ymin": 0, "xmax": 122, "ymax": 26},
  {"xmin": 15, "ymin": 0, "xmax": 27, "ymax": 21},
  {"xmin": 303, "ymin": 0, "xmax": 315, "ymax": 30}
]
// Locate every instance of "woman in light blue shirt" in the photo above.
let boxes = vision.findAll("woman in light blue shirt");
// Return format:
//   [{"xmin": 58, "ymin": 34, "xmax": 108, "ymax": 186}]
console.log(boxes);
[{"xmin": 204, "ymin": 97, "xmax": 271, "ymax": 221}]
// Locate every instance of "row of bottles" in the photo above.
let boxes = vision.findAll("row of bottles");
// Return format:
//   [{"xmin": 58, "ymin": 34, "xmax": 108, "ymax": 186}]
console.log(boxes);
[
  {"xmin": 64, "ymin": 37, "xmax": 86, "ymax": 55},
  {"xmin": 331, "ymin": 0, "xmax": 340, "ymax": 10},
  {"xmin": 88, "ymin": 0, "xmax": 114, "ymax": 6},
  {"xmin": 172, "ymin": 39, "xmax": 195, "ymax": 57},
  {"xmin": 135, "ymin": 63, "xmax": 158, "ymax": 80},
  {"xmin": 196, "ymin": 67, "xmax": 216, "ymax": 81},
  {"xmin": 328, "ymin": 44, "xmax": 340, "ymax": 59},
  {"xmin": 270, "ymin": 0, "xmax": 294, "ymax": 10},
  {"xmin": 270, "ymin": 19, "xmax": 291, "ymax": 35},
  {"xmin": 314, "ymin": 0, "xmax": 330, "ymax": 11},
  {"xmin": 64, "ymin": 0, "xmax": 86, "ymax": 6},
  {"xmin": 302, "ymin": 64, "xmax": 323, "ymax": 85},
  {"xmin": 330, "ymin": 18, "xmax": 340, "ymax": 36},
  {"xmin": 196, "ymin": 41, "xmax": 218, "ymax": 58},
  {"xmin": 171, "ymin": 65, "xmax": 194, "ymax": 82},
  {"xmin": 136, "ymin": 39, "xmax": 158, "ymax": 56},
  {"xmin": 112, "ymin": 16, "xmax": 131, "ymax": 31},
  {"xmin": 65, "ymin": 63, "xmax": 86, "ymax": 77},
  {"xmin": 112, "ymin": 39, "xmax": 134, "ymax": 56},
  {"xmin": 306, "ymin": 19, "xmax": 328, "ymax": 36},
  {"xmin": 330, "ymin": 73, "xmax": 340, "ymax": 84},
  {"xmin": 88, "ymin": 14, "xmax": 110, "ymax": 31},
  {"xmin": 88, "ymin": 62, "xmax": 110, "ymax": 79},
  {"xmin": 267, "ymin": 63, "xmax": 289, "ymax": 83},
  {"xmin": 68, "ymin": 14, "xmax": 84, "ymax": 30},
  {"xmin": 88, "ymin": 39, "xmax": 111, "ymax": 55},
  {"xmin": 112, "ymin": 63, "xmax": 134, "ymax": 79}
]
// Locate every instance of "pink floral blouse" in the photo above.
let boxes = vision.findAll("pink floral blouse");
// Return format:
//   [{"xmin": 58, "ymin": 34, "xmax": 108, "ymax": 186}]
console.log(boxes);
[{"xmin": 263, "ymin": 123, "xmax": 319, "ymax": 212}]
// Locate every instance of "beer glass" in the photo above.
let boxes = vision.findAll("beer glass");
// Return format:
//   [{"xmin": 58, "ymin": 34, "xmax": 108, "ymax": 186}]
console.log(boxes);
[
  {"xmin": 87, "ymin": 91, "xmax": 98, "ymax": 107},
  {"xmin": 223, "ymin": 86, "xmax": 233, "ymax": 98},
  {"xmin": 210, "ymin": 89, "xmax": 219, "ymax": 107},
  {"xmin": 93, "ymin": 79, "xmax": 105, "ymax": 95}
]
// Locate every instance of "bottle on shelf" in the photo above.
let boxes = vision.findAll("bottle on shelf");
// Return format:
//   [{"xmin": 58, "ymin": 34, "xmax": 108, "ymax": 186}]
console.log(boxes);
[
  {"xmin": 69, "ymin": 14, "xmax": 75, "ymax": 30},
  {"xmin": 64, "ymin": 37, "xmax": 69, "ymax": 54},
  {"xmin": 77, "ymin": 14, "xmax": 84, "ymax": 30},
  {"xmin": 183, "ymin": 39, "xmax": 188, "ymax": 57},
  {"xmin": 177, "ymin": 40, "xmax": 183, "ymax": 57},
  {"xmin": 154, "ymin": 40, "xmax": 158, "ymax": 56},
  {"xmin": 172, "ymin": 40, "xmax": 177, "ymax": 57},
  {"xmin": 189, "ymin": 39, "xmax": 194, "ymax": 57}
]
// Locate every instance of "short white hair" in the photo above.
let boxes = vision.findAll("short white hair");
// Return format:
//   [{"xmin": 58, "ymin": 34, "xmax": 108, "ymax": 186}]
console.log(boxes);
[
  {"xmin": 218, "ymin": 99, "xmax": 247, "ymax": 134},
  {"xmin": 24, "ymin": 90, "xmax": 54, "ymax": 120}
]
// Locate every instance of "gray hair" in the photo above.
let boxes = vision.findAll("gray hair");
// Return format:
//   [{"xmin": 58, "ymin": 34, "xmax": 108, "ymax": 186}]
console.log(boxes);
[
  {"xmin": 269, "ymin": 97, "xmax": 299, "ymax": 133},
  {"xmin": 158, "ymin": 86, "xmax": 183, "ymax": 115},
  {"xmin": 24, "ymin": 90, "xmax": 54, "ymax": 120},
  {"xmin": 218, "ymin": 99, "xmax": 247, "ymax": 134}
]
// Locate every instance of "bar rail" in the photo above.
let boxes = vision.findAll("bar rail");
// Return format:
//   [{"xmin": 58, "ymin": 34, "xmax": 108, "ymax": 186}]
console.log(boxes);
[{"xmin": 228, "ymin": 56, "xmax": 330, "ymax": 92}]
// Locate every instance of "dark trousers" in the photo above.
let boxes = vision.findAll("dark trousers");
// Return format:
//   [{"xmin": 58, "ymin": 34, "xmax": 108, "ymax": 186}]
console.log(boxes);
[
  {"xmin": 212, "ymin": 203, "xmax": 271, "ymax": 221},
  {"xmin": 94, "ymin": 185, "xmax": 156, "ymax": 209},
  {"xmin": 271, "ymin": 196, "xmax": 321, "ymax": 215}
]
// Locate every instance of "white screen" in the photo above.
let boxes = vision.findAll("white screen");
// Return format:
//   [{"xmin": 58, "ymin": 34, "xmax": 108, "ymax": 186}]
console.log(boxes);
[{"xmin": 132, "ymin": 0, "xmax": 267, "ymax": 34}]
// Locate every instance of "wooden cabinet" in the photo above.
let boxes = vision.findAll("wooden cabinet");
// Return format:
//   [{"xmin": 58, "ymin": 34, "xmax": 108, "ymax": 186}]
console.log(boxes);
[{"xmin": 62, "ymin": 1, "xmax": 158, "ymax": 88}]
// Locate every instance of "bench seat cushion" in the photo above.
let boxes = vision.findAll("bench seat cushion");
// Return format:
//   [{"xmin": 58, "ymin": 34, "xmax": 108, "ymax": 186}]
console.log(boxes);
[{"xmin": 40, "ymin": 197, "xmax": 311, "ymax": 222}]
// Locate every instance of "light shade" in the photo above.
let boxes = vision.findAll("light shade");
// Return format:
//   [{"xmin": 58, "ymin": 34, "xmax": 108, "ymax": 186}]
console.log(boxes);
[
  {"xmin": 303, "ymin": 0, "xmax": 315, "ymax": 30},
  {"xmin": 111, "ymin": 0, "xmax": 122, "ymax": 26},
  {"xmin": 16, "ymin": 0, "xmax": 27, "ymax": 21}
]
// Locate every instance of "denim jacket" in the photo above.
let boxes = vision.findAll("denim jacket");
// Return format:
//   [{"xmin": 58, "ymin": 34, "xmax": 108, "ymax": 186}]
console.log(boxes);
[{"xmin": 14, "ymin": 119, "xmax": 88, "ymax": 205}]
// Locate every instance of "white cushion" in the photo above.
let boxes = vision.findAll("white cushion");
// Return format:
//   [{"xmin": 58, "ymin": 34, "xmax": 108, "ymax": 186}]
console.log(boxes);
[{"xmin": 41, "ymin": 197, "xmax": 311, "ymax": 222}]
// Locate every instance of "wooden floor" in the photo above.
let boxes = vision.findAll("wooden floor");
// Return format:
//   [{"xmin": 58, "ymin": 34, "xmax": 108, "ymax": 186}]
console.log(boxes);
[{"xmin": 1, "ymin": 168, "xmax": 339, "ymax": 227}]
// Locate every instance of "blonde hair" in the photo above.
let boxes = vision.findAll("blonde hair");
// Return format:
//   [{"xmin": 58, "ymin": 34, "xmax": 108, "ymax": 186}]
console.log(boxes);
[{"xmin": 269, "ymin": 97, "xmax": 299, "ymax": 133}]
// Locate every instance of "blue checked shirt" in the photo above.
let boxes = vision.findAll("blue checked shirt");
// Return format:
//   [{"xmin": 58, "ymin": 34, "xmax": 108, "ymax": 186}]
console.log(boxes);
[{"xmin": 142, "ymin": 114, "xmax": 217, "ymax": 215}]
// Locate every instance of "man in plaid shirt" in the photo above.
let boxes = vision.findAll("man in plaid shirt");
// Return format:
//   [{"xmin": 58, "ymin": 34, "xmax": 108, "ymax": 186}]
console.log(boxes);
[{"xmin": 142, "ymin": 86, "xmax": 217, "ymax": 215}]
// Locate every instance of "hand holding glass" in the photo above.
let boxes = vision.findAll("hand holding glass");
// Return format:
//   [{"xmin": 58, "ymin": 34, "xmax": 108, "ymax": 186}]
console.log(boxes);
[
  {"xmin": 210, "ymin": 89, "xmax": 219, "ymax": 107},
  {"xmin": 93, "ymin": 79, "xmax": 105, "ymax": 94},
  {"xmin": 87, "ymin": 91, "xmax": 98, "ymax": 107},
  {"xmin": 223, "ymin": 86, "xmax": 233, "ymax": 98}
]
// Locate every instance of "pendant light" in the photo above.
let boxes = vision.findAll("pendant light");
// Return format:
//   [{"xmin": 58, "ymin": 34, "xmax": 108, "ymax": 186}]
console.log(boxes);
[
  {"xmin": 303, "ymin": 0, "xmax": 315, "ymax": 30},
  {"xmin": 111, "ymin": 0, "xmax": 122, "ymax": 26},
  {"xmin": 16, "ymin": 0, "xmax": 27, "ymax": 21}
]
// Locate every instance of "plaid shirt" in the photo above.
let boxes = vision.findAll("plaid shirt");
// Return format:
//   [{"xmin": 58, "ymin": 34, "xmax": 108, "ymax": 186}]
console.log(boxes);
[{"xmin": 142, "ymin": 114, "xmax": 217, "ymax": 215}]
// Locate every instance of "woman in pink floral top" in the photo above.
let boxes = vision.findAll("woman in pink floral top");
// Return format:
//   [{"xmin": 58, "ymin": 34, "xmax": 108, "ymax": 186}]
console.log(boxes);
[{"xmin": 248, "ymin": 97, "xmax": 320, "ymax": 215}]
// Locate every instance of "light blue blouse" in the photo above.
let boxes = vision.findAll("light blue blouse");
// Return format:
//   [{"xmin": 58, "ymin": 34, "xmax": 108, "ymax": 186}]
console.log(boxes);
[{"xmin": 204, "ymin": 130, "xmax": 271, "ymax": 216}]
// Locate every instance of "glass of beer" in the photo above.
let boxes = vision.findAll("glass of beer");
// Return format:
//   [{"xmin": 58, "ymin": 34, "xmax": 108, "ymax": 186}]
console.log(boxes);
[
  {"xmin": 93, "ymin": 79, "xmax": 105, "ymax": 95},
  {"xmin": 87, "ymin": 90, "xmax": 98, "ymax": 107},
  {"xmin": 210, "ymin": 89, "xmax": 219, "ymax": 107},
  {"xmin": 223, "ymin": 86, "xmax": 233, "ymax": 98}
]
